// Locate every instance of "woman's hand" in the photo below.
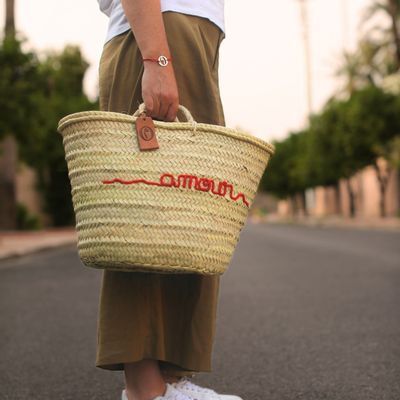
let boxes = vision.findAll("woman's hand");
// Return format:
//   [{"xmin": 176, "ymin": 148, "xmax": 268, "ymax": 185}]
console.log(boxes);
[{"xmin": 141, "ymin": 61, "xmax": 179, "ymax": 122}]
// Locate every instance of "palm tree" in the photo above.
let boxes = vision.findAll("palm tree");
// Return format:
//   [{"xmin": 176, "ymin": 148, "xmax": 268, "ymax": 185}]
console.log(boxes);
[
  {"xmin": 5, "ymin": 0, "xmax": 15, "ymax": 36},
  {"xmin": 335, "ymin": 51, "xmax": 366, "ymax": 96},
  {"xmin": 335, "ymin": 35, "xmax": 390, "ymax": 97},
  {"xmin": 388, "ymin": 0, "xmax": 400, "ymax": 66},
  {"xmin": 0, "ymin": 0, "xmax": 18, "ymax": 229},
  {"xmin": 362, "ymin": 0, "xmax": 400, "ymax": 71}
]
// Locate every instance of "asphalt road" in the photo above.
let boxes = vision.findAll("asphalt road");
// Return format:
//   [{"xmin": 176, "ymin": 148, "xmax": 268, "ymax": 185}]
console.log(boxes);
[{"xmin": 0, "ymin": 223, "xmax": 399, "ymax": 400}]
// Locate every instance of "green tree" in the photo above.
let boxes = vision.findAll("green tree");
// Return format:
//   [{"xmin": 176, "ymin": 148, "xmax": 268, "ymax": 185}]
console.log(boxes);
[
  {"xmin": 0, "ymin": 37, "xmax": 98, "ymax": 227},
  {"xmin": 263, "ymin": 86, "xmax": 400, "ymax": 218},
  {"xmin": 0, "ymin": 34, "xmax": 42, "ymax": 229},
  {"xmin": 260, "ymin": 130, "xmax": 309, "ymax": 216},
  {"xmin": 30, "ymin": 46, "xmax": 98, "ymax": 226},
  {"xmin": 0, "ymin": 36, "xmax": 43, "ymax": 151},
  {"xmin": 305, "ymin": 102, "xmax": 349, "ymax": 214},
  {"xmin": 343, "ymin": 86, "xmax": 400, "ymax": 216}
]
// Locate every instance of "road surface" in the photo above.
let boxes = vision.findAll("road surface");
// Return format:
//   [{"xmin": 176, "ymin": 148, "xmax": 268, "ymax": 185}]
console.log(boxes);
[{"xmin": 1, "ymin": 223, "xmax": 399, "ymax": 400}]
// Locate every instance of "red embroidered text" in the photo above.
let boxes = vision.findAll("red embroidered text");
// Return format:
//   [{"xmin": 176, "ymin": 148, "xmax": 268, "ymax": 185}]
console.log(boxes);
[{"xmin": 102, "ymin": 173, "xmax": 249, "ymax": 207}]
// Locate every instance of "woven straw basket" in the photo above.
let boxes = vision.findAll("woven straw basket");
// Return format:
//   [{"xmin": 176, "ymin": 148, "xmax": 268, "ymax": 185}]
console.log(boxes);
[{"xmin": 57, "ymin": 103, "xmax": 275, "ymax": 275}]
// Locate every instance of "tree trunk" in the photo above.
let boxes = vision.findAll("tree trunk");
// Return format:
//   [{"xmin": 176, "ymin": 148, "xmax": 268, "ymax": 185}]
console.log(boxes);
[
  {"xmin": 388, "ymin": 0, "xmax": 400, "ymax": 69},
  {"xmin": 5, "ymin": 0, "xmax": 15, "ymax": 37},
  {"xmin": 373, "ymin": 162, "xmax": 392, "ymax": 218},
  {"xmin": 289, "ymin": 195, "xmax": 297, "ymax": 217},
  {"xmin": 1, "ymin": 1, "xmax": 18, "ymax": 229},
  {"xmin": 0, "ymin": 135, "xmax": 18, "ymax": 229},
  {"xmin": 334, "ymin": 181, "xmax": 342, "ymax": 215},
  {"xmin": 397, "ymin": 168, "xmax": 400, "ymax": 214},
  {"xmin": 300, "ymin": 190, "xmax": 308, "ymax": 216},
  {"xmin": 345, "ymin": 179, "xmax": 356, "ymax": 218}
]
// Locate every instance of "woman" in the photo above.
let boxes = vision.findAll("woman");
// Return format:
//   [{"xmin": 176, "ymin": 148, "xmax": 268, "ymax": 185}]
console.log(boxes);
[{"xmin": 96, "ymin": 1, "xmax": 241, "ymax": 399}]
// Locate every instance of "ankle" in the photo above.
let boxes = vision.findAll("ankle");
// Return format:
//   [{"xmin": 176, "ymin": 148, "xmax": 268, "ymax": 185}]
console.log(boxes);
[
  {"xmin": 124, "ymin": 360, "xmax": 167, "ymax": 400},
  {"xmin": 126, "ymin": 383, "xmax": 167, "ymax": 400}
]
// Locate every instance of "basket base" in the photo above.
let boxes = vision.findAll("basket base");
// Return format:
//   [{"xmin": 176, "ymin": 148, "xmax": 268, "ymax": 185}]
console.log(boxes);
[{"xmin": 80, "ymin": 258, "xmax": 225, "ymax": 275}]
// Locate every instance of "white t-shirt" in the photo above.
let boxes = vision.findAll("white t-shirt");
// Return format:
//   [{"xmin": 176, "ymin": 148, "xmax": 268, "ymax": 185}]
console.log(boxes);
[{"xmin": 98, "ymin": 0, "xmax": 225, "ymax": 44}]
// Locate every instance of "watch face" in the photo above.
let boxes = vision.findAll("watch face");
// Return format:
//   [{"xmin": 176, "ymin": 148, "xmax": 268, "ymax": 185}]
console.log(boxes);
[{"xmin": 158, "ymin": 55, "xmax": 169, "ymax": 66}]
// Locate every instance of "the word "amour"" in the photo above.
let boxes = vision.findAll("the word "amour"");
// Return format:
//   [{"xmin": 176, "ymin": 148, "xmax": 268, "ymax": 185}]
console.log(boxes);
[{"xmin": 102, "ymin": 172, "xmax": 249, "ymax": 207}]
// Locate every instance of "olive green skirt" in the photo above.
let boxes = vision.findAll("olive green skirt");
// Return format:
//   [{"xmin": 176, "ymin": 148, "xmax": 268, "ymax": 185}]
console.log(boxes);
[{"xmin": 95, "ymin": 11, "xmax": 226, "ymax": 377}]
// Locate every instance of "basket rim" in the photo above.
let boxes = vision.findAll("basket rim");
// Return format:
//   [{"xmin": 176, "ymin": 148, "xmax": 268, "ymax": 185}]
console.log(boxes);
[{"xmin": 57, "ymin": 110, "xmax": 275, "ymax": 155}]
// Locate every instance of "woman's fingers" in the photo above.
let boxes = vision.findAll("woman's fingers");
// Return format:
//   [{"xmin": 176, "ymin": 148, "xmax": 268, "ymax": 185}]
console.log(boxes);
[
  {"xmin": 143, "ymin": 95, "xmax": 154, "ymax": 116},
  {"xmin": 158, "ymin": 98, "xmax": 170, "ymax": 121},
  {"xmin": 165, "ymin": 101, "xmax": 179, "ymax": 122},
  {"xmin": 159, "ymin": 90, "xmax": 179, "ymax": 121},
  {"xmin": 145, "ymin": 97, "xmax": 176, "ymax": 121}
]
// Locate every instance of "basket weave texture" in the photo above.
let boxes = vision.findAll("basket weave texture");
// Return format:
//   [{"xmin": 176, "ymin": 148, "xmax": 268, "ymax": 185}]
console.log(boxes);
[{"xmin": 57, "ymin": 103, "xmax": 275, "ymax": 275}]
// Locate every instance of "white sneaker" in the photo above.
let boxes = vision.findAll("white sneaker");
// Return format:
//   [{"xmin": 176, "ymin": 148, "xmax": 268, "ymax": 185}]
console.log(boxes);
[
  {"xmin": 172, "ymin": 377, "xmax": 243, "ymax": 400},
  {"xmin": 122, "ymin": 382, "xmax": 195, "ymax": 400}
]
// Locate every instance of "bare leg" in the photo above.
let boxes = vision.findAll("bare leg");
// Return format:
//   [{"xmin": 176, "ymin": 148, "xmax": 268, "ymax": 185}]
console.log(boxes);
[{"xmin": 124, "ymin": 360, "xmax": 167, "ymax": 400}]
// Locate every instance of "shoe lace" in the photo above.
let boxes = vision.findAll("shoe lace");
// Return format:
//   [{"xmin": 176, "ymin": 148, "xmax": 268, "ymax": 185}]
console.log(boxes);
[{"xmin": 175, "ymin": 377, "xmax": 217, "ymax": 395}]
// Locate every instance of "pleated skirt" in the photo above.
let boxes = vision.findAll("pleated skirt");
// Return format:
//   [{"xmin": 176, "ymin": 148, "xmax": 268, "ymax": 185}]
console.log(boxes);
[{"xmin": 95, "ymin": 11, "xmax": 226, "ymax": 378}]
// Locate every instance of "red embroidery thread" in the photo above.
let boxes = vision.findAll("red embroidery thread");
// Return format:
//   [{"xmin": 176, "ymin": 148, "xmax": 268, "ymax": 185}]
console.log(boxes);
[{"xmin": 102, "ymin": 173, "xmax": 249, "ymax": 207}]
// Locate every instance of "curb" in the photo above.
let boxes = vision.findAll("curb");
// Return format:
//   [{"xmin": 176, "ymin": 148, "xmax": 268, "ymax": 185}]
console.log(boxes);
[
  {"xmin": 0, "ymin": 229, "xmax": 78, "ymax": 261},
  {"xmin": 248, "ymin": 215, "xmax": 400, "ymax": 232}
]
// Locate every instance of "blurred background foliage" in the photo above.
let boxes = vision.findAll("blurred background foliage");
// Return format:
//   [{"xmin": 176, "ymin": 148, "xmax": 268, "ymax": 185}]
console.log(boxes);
[
  {"xmin": 1, "ymin": 0, "xmax": 400, "ymax": 228},
  {"xmin": 261, "ymin": 0, "xmax": 400, "ymax": 218},
  {"xmin": 0, "ymin": 34, "xmax": 98, "ymax": 227}
]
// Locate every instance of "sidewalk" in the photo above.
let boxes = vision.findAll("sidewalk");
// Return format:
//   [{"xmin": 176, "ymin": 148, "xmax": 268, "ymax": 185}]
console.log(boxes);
[
  {"xmin": 0, "ymin": 227, "xmax": 78, "ymax": 260},
  {"xmin": 249, "ymin": 213, "xmax": 400, "ymax": 231}
]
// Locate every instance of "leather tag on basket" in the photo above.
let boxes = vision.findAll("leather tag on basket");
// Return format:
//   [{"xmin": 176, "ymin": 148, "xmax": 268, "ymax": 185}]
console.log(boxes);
[{"xmin": 135, "ymin": 116, "xmax": 159, "ymax": 151}]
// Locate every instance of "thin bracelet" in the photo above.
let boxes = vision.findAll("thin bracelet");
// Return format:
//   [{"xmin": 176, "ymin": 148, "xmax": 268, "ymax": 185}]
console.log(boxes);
[{"xmin": 142, "ymin": 55, "xmax": 172, "ymax": 67}]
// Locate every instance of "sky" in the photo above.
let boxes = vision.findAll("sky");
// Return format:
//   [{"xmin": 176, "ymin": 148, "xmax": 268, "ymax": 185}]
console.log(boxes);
[{"xmin": 1, "ymin": 0, "xmax": 370, "ymax": 142}]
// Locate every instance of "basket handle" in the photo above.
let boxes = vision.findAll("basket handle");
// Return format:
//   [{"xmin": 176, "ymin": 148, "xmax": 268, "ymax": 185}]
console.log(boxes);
[{"xmin": 132, "ymin": 102, "xmax": 195, "ymax": 123}]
